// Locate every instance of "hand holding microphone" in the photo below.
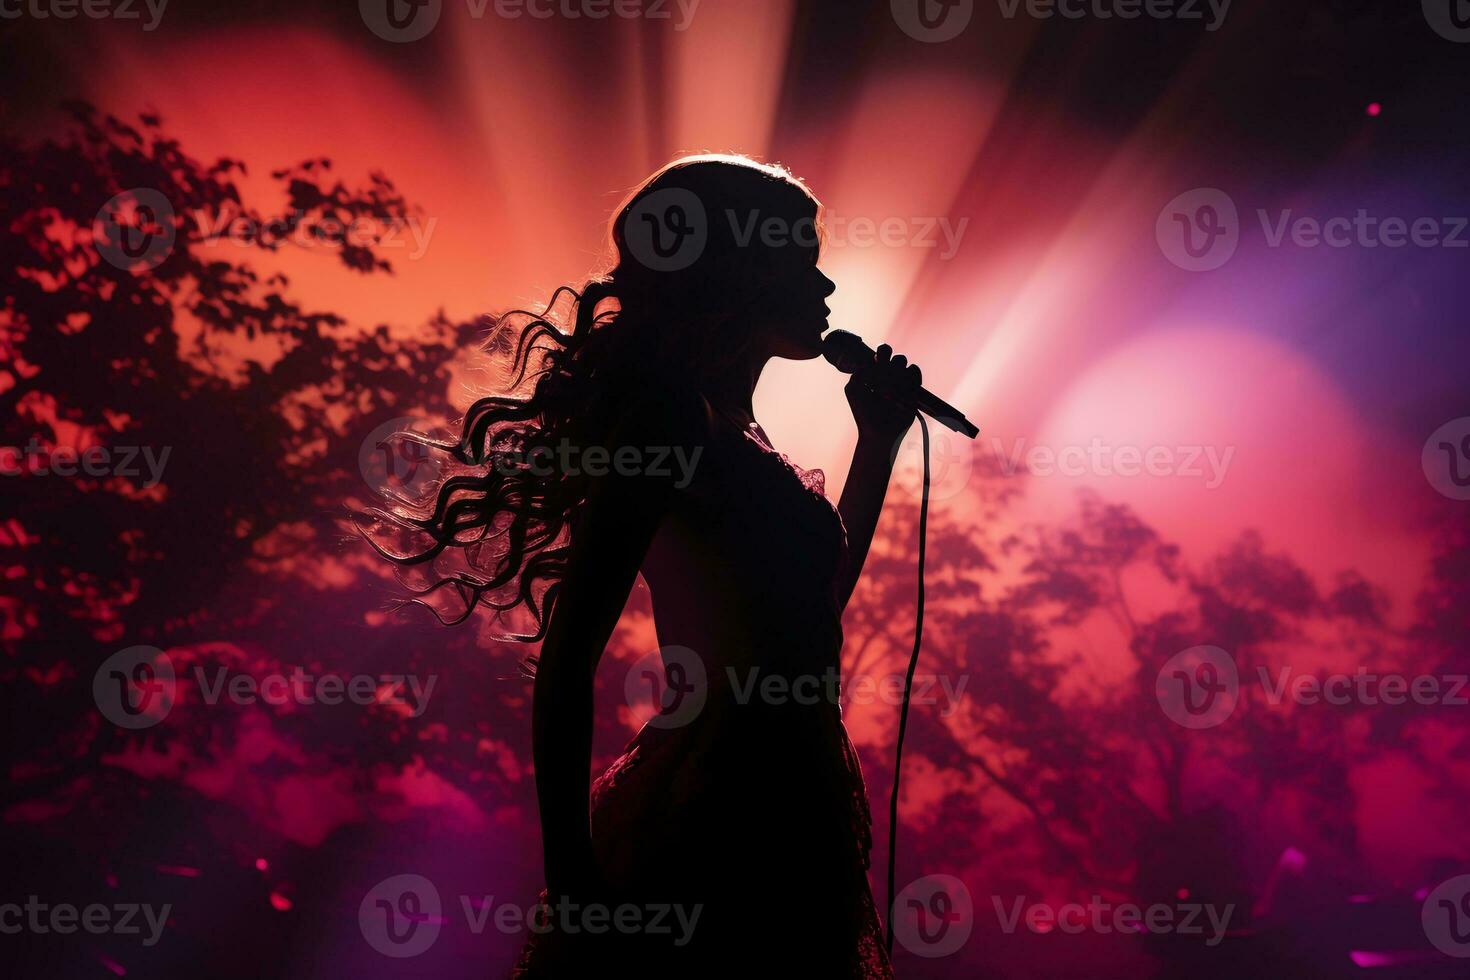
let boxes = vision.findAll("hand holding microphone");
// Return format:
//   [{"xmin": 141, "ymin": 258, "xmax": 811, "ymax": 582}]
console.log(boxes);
[{"xmin": 823, "ymin": 329, "xmax": 980, "ymax": 440}]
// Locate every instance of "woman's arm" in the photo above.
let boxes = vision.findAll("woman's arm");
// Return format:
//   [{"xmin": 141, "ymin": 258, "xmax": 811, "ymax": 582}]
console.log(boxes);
[
  {"xmin": 530, "ymin": 387, "xmax": 703, "ymax": 901},
  {"xmin": 833, "ymin": 344, "xmax": 922, "ymax": 612},
  {"xmin": 833, "ymin": 434, "xmax": 900, "ymax": 611},
  {"xmin": 532, "ymin": 468, "xmax": 664, "ymax": 898}
]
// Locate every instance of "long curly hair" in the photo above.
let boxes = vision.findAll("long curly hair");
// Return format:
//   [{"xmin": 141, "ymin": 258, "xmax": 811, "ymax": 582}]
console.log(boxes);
[{"xmin": 357, "ymin": 154, "xmax": 823, "ymax": 647}]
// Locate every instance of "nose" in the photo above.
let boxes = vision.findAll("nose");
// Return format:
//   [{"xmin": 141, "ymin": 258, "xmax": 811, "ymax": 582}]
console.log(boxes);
[{"xmin": 819, "ymin": 271, "xmax": 836, "ymax": 297}]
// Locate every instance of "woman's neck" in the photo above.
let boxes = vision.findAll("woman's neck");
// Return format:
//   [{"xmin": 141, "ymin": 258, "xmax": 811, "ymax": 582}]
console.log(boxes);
[{"xmin": 699, "ymin": 349, "xmax": 770, "ymax": 426}]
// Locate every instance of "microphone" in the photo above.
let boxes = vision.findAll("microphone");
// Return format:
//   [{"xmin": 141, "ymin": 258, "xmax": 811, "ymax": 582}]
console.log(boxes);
[{"xmin": 822, "ymin": 329, "xmax": 980, "ymax": 439}]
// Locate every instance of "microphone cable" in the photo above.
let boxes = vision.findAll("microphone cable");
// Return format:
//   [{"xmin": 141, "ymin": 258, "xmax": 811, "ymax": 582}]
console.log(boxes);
[{"xmin": 884, "ymin": 414, "xmax": 929, "ymax": 958}]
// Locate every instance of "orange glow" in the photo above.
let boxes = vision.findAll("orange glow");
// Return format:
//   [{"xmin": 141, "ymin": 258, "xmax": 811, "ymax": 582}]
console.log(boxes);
[{"xmin": 66, "ymin": 5, "xmax": 1438, "ymax": 639}]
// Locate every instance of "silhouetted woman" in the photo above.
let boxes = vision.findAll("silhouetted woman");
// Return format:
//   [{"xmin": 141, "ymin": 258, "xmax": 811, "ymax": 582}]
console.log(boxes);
[{"xmin": 364, "ymin": 156, "xmax": 917, "ymax": 976}]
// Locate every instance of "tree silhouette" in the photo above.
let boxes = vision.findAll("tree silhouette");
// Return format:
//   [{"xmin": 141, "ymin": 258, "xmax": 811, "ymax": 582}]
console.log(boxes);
[{"xmin": 848, "ymin": 472, "xmax": 1464, "ymax": 976}]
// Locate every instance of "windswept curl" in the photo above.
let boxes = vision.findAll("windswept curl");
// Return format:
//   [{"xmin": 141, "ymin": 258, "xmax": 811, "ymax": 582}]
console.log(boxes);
[{"xmin": 356, "ymin": 281, "xmax": 632, "ymax": 641}]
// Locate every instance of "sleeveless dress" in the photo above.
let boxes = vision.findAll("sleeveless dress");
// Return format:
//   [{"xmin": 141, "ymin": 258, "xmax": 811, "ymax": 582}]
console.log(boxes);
[{"xmin": 512, "ymin": 398, "xmax": 893, "ymax": 978}]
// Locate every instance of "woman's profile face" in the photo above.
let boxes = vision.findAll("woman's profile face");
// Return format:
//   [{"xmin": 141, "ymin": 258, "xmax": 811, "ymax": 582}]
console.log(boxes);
[{"xmin": 754, "ymin": 232, "xmax": 835, "ymax": 362}]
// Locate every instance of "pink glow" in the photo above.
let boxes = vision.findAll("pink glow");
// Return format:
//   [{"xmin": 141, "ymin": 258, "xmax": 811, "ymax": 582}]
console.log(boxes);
[
  {"xmin": 1350, "ymin": 950, "xmax": 1436, "ymax": 967},
  {"xmin": 156, "ymin": 864, "xmax": 201, "ymax": 878}
]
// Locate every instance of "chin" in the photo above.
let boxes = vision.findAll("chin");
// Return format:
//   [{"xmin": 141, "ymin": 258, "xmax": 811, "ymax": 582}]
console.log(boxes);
[
  {"xmin": 802, "ymin": 323, "xmax": 830, "ymax": 356},
  {"xmin": 775, "ymin": 338, "xmax": 824, "ymax": 361},
  {"xmin": 771, "ymin": 317, "xmax": 829, "ymax": 359}
]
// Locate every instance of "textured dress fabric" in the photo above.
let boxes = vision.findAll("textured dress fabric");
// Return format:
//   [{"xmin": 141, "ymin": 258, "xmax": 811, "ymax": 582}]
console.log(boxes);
[{"xmin": 513, "ymin": 398, "xmax": 893, "ymax": 979}]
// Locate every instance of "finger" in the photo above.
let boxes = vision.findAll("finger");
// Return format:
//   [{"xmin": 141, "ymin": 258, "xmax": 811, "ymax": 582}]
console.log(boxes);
[
  {"xmin": 890, "ymin": 355, "xmax": 908, "ymax": 372},
  {"xmin": 905, "ymin": 363, "xmax": 923, "ymax": 388},
  {"xmin": 875, "ymin": 344, "xmax": 893, "ymax": 364}
]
